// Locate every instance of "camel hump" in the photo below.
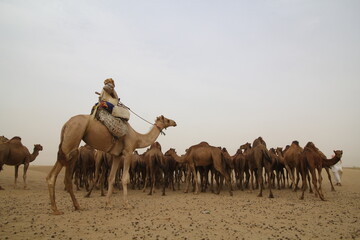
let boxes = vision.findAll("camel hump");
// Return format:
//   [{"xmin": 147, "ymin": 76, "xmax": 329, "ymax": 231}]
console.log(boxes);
[
  {"xmin": 292, "ymin": 140, "xmax": 299, "ymax": 146},
  {"xmin": 197, "ymin": 141, "xmax": 210, "ymax": 147},
  {"xmin": 8, "ymin": 136, "xmax": 23, "ymax": 145}
]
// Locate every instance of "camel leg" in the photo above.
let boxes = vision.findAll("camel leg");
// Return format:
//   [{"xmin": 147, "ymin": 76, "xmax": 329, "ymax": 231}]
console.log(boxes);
[
  {"xmin": 121, "ymin": 153, "xmax": 132, "ymax": 208},
  {"xmin": 105, "ymin": 156, "xmax": 121, "ymax": 207},
  {"xmin": 46, "ymin": 161, "xmax": 64, "ymax": 215},
  {"xmin": 285, "ymin": 165, "xmax": 294, "ymax": 189},
  {"xmin": 184, "ymin": 167, "xmax": 191, "ymax": 193},
  {"xmin": 64, "ymin": 157, "xmax": 81, "ymax": 211},
  {"xmin": 257, "ymin": 168, "xmax": 263, "ymax": 197},
  {"xmin": 193, "ymin": 167, "xmax": 199, "ymax": 194},
  {"xmin": 325, "ymin": 168, "xmax": 335, "ymax": 191},
  {"xmin": 307, "ymin": 170, "xmax": 313, "ymax": 193},
  {"xmin": 142, "ymin": 167, "xmax": 149, "ymax": 193},
  {"xmin": 239, "ymin": 169, "xmax": 244, "ymax": 191},
  {"xmin": 14, "ymin": 165, "xmax": 19, "ymax": 189},
  {"xmin": 317, "ymin": 168, "xmax": 325, "ymax": 200},
  {"xmin": 267, "ymin": 168, "xmax": 274, "ymax": 198},
  {"xmin": 23, "ymin": 163, "xmax": 29, "ymax": 189},
  {"xmin": 299, "ymin": 168, "xmax": 307, "ymax": 200},
  {"xmin": 224, "ymin": 172, "xmax": 233, "ymax": 196},
  {"xmin": 309, "ymin": 168, "xmax": 324, "ymax": 201}
]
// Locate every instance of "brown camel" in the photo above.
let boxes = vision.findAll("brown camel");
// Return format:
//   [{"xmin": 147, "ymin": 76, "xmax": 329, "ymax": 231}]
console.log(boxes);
[
  {"xmin": 142, "ymin": 142, "xmax": 164, "ymax": 195},
  {"xmin": 164, "ymin": 148, "xmax": 187, "ymax": 190},
  {"xmin": 130, "ymin": 151, "xmax": 146, "ymax": 190},
  {"xmin": 233, "ymin": 147, "xmax": 250, "ymax": 191},
  {"xmin": 0, "ymin": 136, "xmax": 9, "ymax": 143},
  {"xmin": 85, "ymin": 150, "xmax": 115, "ymax": 197},
  {"xmin": 283, "ymin": 141, "xmax": 303, "ymax": 190},
  {"xmin": 46, "ymin": 114, "xmax": 176, "ymax": 215},
  {"xmin": 299, "ymin": 142, "xmax": 343, "ymax": 200},
  {"xmin": 73, "ymin": 144, "xmax": 96, "ymax": 191},
  {"xmin": 183, "ymin": 142, "xmax": 233, "ymax": 195},
  {"xmin": 0, "ymin": 137, "xmax": 43, "ymax": 190},
  {"xmin": 241, "ymin": 137, "xmax": 274, "ymax": 198}
]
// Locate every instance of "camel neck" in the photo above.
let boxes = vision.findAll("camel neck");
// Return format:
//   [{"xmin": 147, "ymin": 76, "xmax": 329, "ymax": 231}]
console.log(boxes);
[
  {"xmin": 322, "ymin": 155, "xmax": 341, "ymax": 167},
  {"xmin": 30, "ymin": 151, "xmax": 40, "ymax": 162},
  {"xmin": 135, "ymin": 124, "xmax": 162, "ymax": 149}
]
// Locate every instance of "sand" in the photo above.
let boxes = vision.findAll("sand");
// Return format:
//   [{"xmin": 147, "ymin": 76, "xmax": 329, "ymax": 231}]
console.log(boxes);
[{"xmin": 0, "ymin": 165, "xmax": 359, "ymax": 240}]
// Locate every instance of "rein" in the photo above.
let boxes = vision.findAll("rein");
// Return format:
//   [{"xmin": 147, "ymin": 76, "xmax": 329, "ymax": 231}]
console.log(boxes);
[{"xmin": 121, "ymin": 102, "xmax": 166, "ymax": 136}]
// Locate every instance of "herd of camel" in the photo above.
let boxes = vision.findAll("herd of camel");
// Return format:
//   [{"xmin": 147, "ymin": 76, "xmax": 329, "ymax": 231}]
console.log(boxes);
[{"xmin": 0, "ymin": 113, "xmax": 343, "ymax": 215}]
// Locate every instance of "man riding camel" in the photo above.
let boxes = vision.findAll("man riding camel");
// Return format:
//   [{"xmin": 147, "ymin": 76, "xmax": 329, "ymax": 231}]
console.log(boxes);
[{"xmin": 92, "ymin": 78, "xmax": 129, "ymax": 120}]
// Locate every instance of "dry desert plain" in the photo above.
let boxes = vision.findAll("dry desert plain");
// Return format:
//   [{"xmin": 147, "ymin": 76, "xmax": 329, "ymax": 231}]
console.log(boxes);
[{"xmin": 0, "ymin": 165, "xmax": 360, "ymax": 240}]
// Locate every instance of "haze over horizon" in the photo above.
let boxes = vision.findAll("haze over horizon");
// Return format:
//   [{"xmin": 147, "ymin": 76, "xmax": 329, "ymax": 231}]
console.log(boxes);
[{"xmin": 0, "ymin": 1, "xmax": 359, "ymax": 167}]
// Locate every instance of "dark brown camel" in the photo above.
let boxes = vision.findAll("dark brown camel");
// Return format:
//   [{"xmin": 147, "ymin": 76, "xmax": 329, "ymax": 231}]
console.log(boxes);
[
  {"xmin": 164, "ymin": 148, "xmax": 187, "ymax": 191},
  {"xmin": 142, "ymin": 142, "xmax": 164, "ymax": 195},
  {"xmin": 241, "ymin": 137, "xmax": 274, "ymax": 198},
  {"xmin": 0, "ymin": 137, "xmax": 43, "ymax": 190},
  {"xmin": 73, "ymin": 144, "xmax": 96, "ymax": 191},
  {"xmin": 299, "ymin": 142, "xmax": 343, "ymax": 200}
]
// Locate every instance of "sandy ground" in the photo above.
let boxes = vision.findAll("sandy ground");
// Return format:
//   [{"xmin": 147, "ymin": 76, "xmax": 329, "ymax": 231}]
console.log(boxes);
[{"xmin": 0, "ymin": 166, "xmax": 359, "ymax": 240}]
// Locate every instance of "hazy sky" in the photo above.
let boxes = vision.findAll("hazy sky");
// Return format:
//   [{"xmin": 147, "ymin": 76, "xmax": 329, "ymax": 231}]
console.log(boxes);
[{"xmin": 0, "ymin": 0, "xmax": 359, "ymax": 167}]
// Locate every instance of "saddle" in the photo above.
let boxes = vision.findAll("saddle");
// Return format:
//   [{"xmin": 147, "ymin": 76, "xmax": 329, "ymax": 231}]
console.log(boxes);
[{"xmin": 94, "ymin": 105, "xmax": 129, "ymax": 138}]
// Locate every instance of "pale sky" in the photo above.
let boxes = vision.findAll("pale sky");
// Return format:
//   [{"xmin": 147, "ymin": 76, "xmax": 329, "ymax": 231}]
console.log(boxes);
[{"xmin": 0, "ymin": 0, "xmax": 359, "ymax": 167}]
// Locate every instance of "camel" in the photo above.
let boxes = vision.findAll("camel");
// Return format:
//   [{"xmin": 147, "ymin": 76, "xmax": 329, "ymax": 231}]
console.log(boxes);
[
  {"xmin": 161, "ymin": 149, "xmax": 178, "ymax": 193},
  {"xmin": 142, "ymin": 142, "xmax": 164, "ymax": 195},
  {"xmin": 46, "ymin": 114, "xmax": 176, "ymax": 215},
  {"xmin": 85, "ymin": 150, "xmax": 115, "ymax": 197},
  {"xmin": 182, "ymin": 142, "xmax": 233, "ymax": 195},
  {"xmin": 130, "ymin": 151, "xmax": 146, "ymax": 190},
  {"xmin": 0, "ymin": 137, "xmax": 43, "ymax": 190},
  {"xmin": 0, "ymin": 136, "xmax": 9, "ymax": 144},
  {"xmin": 241, "ymin": 137, "xmax": 274, "ymax": 198},
  {"xmin": 164, "ymin": 148, "xmax": 187, "ymax": 190},
  {"xmin": 73, "ymin": 144, "xmax": 96, "ymax": 191},
  {"xmin": 283, "ymin": 141, "xmax": 303, "ymax": 190},
  {"xmin": 299, "ymin": 142, "xmax": 343, "ymax": 200}
]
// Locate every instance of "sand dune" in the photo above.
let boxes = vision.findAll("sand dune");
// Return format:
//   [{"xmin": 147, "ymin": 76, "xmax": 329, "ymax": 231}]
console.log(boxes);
[{"xmin": 0, "ymin": 165, "xmax": 359, "ymax": 240}]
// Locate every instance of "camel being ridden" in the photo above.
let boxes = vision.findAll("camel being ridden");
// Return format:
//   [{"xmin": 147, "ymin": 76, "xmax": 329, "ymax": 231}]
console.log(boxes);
[
  {"xmin": 46, "ymin": 114, "xmax": 176, "ymax": 215},
  {"xmin": 0, "ymin": 137, "xmax": 43, "ymax": 190},
  {"xmin": 299, "ymin": 142, "xmax": 343, "ymax": 201}
]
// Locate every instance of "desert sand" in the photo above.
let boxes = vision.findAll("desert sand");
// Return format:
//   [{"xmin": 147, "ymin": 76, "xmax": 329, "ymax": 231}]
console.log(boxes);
[{"xmin": 0, "ymin": 165, "xmax": 359, "ymax": 240}]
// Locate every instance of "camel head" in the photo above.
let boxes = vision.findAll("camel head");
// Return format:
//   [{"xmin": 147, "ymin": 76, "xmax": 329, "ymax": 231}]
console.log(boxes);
[
  {"xmin": 333, "ymin": 150, "xmax": 343, "ymax": 159},
  {"xmin": 240, "ymin": 142, "xmax": 251, "ymax": 151},
  {"xmin": 155, "ymin": 115, "xmax": 177, "ymax": 130},
  {"xmin": 34, "ymin": 144, "xmax": 43, "ymax": 152},
  {"xmin": 164, "ymin": 148, "xmax": 176, "ymax": 156},
  {"xmin": 0, "ymin": 135, "xmax": 9, "ymax": 143},
  {"xmin": 150, "ymin": 141, "xmax": 162, "ymax": 151}
]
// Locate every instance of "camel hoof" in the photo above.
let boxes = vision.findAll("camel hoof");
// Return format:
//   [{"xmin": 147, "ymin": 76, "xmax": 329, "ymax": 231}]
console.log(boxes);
[
  {"xmin": 269, "ymin": 194, "xmax": 274, "ymax": 198},
  {"xmin": 52, "ymin": 210, "xmax": 64, "ymax": 215},
  {"xmin": 257, "ymin": 194, "xmax": 263, "ymax": 197},
  {"xmin": 229, "ymin": 192, "xmax": 233, "ymax": 197},
  {"xmin": 0, "ymin": 187, "xmax": 4, "ymax": 190}
]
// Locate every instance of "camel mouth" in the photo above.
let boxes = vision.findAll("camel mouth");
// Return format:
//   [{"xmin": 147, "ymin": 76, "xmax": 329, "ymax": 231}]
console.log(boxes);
[{"xmin": 173, "ymin": 122, "xmax": 177, "ymax": 127}]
